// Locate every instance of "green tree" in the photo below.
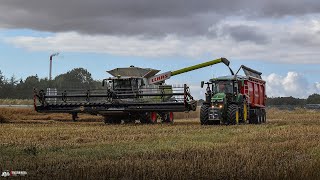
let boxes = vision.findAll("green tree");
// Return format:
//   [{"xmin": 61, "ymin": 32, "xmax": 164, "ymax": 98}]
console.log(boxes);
[
  {"xmin": 306, "ymin": 94, "xmax": 320, "ymax": 104},
  {"xmin": 54, "ymin": 68, "xmax": 95, "ymax": 89}
]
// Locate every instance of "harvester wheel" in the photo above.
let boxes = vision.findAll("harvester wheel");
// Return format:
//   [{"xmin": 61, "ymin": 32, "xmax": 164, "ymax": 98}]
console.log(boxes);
[
  {"xmin": 113, "ymin": 119, "xmax": 122, "ymax": 124},
  {"xmin": 140, "ymin": 112, "xmax": 157, "ymax": 124},
  {"xmin": 149, "ymin": 112, "xmax": 158, "ymax": 124},
  {"xmin": 227, "ymin": 104, "xmax": 238, "ymax": 125},
  {"xmin": 161, "ymin": 112, "xmax": 174, "ymax": 123},
  {"xmin": 104, "ymin": 116, "xmax": 121, "ymax": 124},
  {"xmin": 72, "ymin": 113, "xmax": 78, "ymax": 122},
  {"xmin": 200, "ymin": 104, "xmax": 210, "ymax": 125},
  {"xmin": 103, "ymin": 116, "xmax": 114, "ymax": 124}
]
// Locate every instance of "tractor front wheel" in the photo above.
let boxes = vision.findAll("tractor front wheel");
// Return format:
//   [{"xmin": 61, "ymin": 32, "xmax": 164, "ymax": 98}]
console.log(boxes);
[
  {"xmin": 200, "ymin": 104, "xmax": 210, "ymax": 125},
  {"xmin": 227, "ymin": 104, "xmax": 238, "ymax": 125}
]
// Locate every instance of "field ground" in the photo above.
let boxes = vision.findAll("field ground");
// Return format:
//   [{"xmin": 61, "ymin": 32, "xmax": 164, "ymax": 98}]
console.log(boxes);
[{"xmin": 0, "ymin": 108, "xmax": 320, "ymax": 179}]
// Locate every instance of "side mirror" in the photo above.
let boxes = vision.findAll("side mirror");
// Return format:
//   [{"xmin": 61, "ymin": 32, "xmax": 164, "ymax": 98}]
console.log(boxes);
[
  {"xmin": 102, "ymin": 79, "xmax": 105, "ymax": 86},
  {"xmin": 201, "ymin": 81, "xmax": 204, "ymax": 88}
]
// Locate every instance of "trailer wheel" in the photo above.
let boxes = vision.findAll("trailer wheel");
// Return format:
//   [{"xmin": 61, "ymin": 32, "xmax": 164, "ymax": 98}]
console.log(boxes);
[
  {"xmin": 257, "ymin": 110, "xmax": 262, "ymax": 124},
  {"xmin": 262, "ymin": 109, "xmax": 266, "ymax": 123},
  {"xmin": 200, "ymin": 104, "xmax": 209, "ymax": 125},
  {"xmin": 249, "ymin": 110, "xmax": 257, "ymax": 124},
  {"xmin": 227, "ymin": 104, "xmax": 238, "ymax": 125}
]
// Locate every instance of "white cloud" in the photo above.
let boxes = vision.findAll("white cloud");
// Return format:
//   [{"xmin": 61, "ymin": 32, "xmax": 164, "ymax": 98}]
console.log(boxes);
[
  {"xmin": 2, "ymin": 16, "xmax": 320, "ymax": 64},
  {"xmin": 314, "ymin": 82, "xmax": 320, "ymax": 93},
  {"xmin": 264, "ymin": 72, "xmax": 319, "ymax": 98}
]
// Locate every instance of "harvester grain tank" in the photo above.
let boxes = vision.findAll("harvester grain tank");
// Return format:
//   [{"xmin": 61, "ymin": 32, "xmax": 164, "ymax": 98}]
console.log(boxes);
[
  {"xmin": 34, "ymin": 58, "xmax": 231, "ymax": 124},
  {"xmin": 200, "ymin": 65, "xmax": 266, "ymax": 125}
]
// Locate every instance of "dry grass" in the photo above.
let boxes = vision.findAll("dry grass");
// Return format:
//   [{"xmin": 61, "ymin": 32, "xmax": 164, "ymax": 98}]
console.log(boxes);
[
  {"xmin": 0, "ymin": 108, "xmax": 320, "ymax": 179},
  {"xmin": 0, "ymin": 99, "xmax": 33, "ymax": 105}
]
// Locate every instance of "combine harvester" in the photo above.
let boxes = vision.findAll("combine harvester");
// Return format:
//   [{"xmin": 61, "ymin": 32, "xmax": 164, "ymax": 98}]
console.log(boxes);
[
  {"xmin": 34, "ymin": 58, "xmax": 231, "ymax": 124},
  {"xmin": 200, "ymin": 65, "xmax": 266, "ymax": 125}
]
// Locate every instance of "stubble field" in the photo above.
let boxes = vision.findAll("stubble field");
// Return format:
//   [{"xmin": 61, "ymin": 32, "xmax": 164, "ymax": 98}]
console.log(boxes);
[{"xmin": 0, "ymin": 108, "xmax": 320, "ymax": 179}]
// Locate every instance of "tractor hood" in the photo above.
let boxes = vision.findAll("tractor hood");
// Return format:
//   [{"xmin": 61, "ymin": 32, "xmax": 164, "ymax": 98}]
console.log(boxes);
[{"xmin": 211, "ymin": 93, "xmax": 226, "ymax": 102}]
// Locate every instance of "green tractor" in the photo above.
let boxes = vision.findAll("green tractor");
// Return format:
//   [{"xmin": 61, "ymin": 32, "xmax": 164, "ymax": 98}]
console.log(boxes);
[{"xmin": 200, "ymin": 65, "xmax": 266, "ymax": 125}]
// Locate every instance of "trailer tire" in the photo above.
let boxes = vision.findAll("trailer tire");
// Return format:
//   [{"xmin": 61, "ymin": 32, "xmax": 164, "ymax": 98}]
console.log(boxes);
[
  {"xmin": 262, "ymin": 109, "xmax": 266, "ymax": 123},
  {"xmin": 227, "ymin": 104, "xmax": 238, "ymax": 125},
  {"xmin": 200, "ymin": 104, "xmax": 210, "ymax": 125},
  {"xmin": 249, "ymin": 110, "xmax": 257, "ymax": 124}
]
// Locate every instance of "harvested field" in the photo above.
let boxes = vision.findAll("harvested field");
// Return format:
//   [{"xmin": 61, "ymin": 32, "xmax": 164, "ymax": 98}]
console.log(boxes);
[{"xmin": 0, "ymin": 108, "xmax": 320, "ymax": 179}]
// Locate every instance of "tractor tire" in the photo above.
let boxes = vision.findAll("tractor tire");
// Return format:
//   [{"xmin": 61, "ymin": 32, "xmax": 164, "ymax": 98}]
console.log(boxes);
[
  {"xmin": 200, "ymin": 104, "xmax": 210, "ymax": 125},
  {"xmin": 227, "ymin": 104, "xmax": 238, "ymax": 125}
]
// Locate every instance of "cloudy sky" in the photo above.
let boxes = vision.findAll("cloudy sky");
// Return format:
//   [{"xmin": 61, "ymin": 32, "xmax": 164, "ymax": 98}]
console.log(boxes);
[{"xmin": 0, "ymin": 0, "xmax": 320, "ymax": 99}]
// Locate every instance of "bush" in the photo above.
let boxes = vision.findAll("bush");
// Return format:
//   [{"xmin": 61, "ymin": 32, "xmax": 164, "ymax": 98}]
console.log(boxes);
[{"xmin": 0, "ymin": 114, "xmax": 9, "ymax": 123}]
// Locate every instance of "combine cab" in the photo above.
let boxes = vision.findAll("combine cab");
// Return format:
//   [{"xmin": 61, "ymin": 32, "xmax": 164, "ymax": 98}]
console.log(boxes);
[
  {"xmin": 34, "ymin": 58, "xmax": 231, "ymax": 124},
  {"xmin": 200, "ymin": 65, "xmax": 266, "ymax": 125}
]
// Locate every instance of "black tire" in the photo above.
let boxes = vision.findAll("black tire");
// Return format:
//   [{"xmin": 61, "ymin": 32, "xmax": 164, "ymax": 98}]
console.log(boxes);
[
  {"xmin": 140, "ymin": 112, "xmax": 157, "ymax": 124},
  {"xmin": 200, "ymin": 104, "xmax": 210, "ymax": 125},
  {"xmin": 227, "ymin": 104, "xmax": 238, "ymax": 125},
  {"xmin": 104, "ymin": 116, "xmax": 114, "ymax": 124},
  {"xmin": 104, "ymin": 116, "xmax": 121, "ymax": 124},
  {"xmin": 113, "ymin": 119, "xmax": 122, "ymax": 124},
  {"xmin": 72, "ymin": 113, "xmax": 78, "ymax": 122},
  {"xmin": 140, "ymin": 112, "xmax": 150, "ymax": 124},
  {"xmin": 249, "ymin": 110, "xmax": 257, "ymax": 124},
  {"xmin": 161, "ymin": 112, "xmax": 174, "ymax": 124},
  {"xmin": 262, "ymin": 109, "xmax": 266, "ymax": 123}
]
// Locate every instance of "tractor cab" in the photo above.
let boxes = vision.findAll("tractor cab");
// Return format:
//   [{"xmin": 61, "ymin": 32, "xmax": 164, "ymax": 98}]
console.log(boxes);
[{"xmin": 211, "ymin": 80, "xmax": 235, "ymax": 94}]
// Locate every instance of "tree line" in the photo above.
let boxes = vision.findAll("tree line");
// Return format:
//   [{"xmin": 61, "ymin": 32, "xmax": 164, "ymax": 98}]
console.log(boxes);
[
  {"xmin": 0, "ymin": 67, "xmax": 320, "ymax": 104},
  {"xmin": 0, "ymin": 68, "xmax": 102, "ymax": 99}
]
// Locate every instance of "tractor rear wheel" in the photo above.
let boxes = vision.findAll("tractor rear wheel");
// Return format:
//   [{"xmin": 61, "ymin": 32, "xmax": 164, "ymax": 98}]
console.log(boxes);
[
  {"xmin": 227, "ymin": 104, "xmax": 238, "ymax": 125},
  {"xmin": 200, "ymin": 104, "xmax": 210, "ymax": 125}
]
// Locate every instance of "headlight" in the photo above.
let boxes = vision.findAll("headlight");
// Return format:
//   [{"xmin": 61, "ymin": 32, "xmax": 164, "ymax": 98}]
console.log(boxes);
[{"xmin": 219, "ymin": 105, "xmax": 223, "ymax": 108}]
